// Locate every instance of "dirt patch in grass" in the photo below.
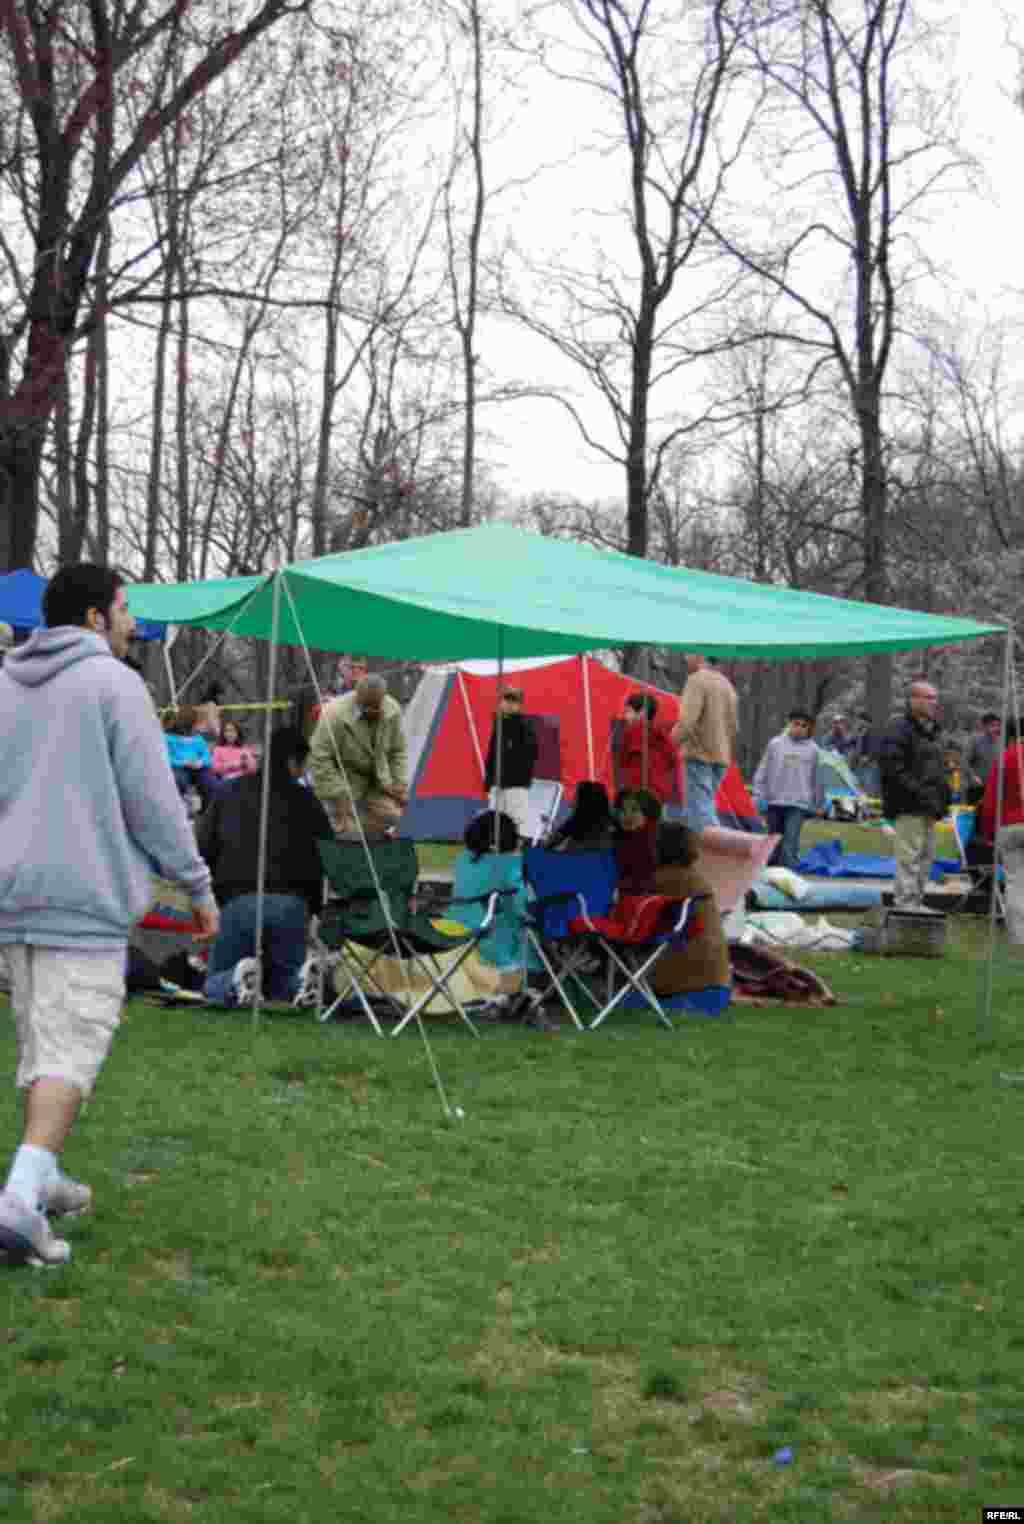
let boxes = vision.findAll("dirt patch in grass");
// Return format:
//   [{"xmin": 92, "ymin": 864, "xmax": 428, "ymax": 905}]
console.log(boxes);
[
  {"xmin": 845, "ymin": 1383, "xmax": 955, "ymax": 1425},
  {"xmin": 852, "ymin": 1461, "xmax": 961, "ymax": 1495},
  {"xmin": 29, "ymin": 1479, "xmax": 131, "ymax": 1521},
  {"xmin": 511, "ymin": 1235, "xmax": 561, "ymax": 1265},
  {"xmin": 381, "ymin": 1390, "xmax": 420, "ymax": 1426},
  {"xmin": 700, "ymin": 1389, "xmax": 757, "ymax": 1421},
  {"xmin": 142, "ymin": 1481, "xmax": 215, "ymax": 1520},
  {"xmin": 405, "ymin": 1454, "xmax": 500, "ymax": 1494},
  {"xmin": 330, "ymin": 1069, "xmax": 371, "ymax": 1105}
]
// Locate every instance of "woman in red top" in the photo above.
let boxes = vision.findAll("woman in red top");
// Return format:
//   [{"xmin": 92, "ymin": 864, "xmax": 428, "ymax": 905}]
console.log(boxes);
[
  {"xmin": 977, "ymin": 721, "xmax": 1024, "ymax": 945},
  {"xmin": 977, "ymin": 723, "xmax": 1024, "ymax": 841},
  {"xmin": 617, "ymin": 693, "xmax": 678, "ymax": 804}
]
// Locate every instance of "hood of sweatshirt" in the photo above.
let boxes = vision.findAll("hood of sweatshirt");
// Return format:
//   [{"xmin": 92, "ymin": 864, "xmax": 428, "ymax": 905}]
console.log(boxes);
[{"xmin": 2, "ymin": 626, "xmax": 112, "ymax": 690}]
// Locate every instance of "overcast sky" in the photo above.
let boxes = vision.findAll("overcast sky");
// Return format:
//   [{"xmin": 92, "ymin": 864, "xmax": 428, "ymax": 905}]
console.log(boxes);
[{"xmin": 481, "ymin": 0, "xmax": 1024, "ymax": 504}]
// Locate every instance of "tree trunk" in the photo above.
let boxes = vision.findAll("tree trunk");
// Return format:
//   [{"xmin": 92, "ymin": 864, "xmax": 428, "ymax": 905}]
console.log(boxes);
[
  {"xmin": 0, "ymin": 421, "xmax": 48, "ymax": 570},
  {"xmin": 93, "ymin": 223, "xmax": 112, "ymax": 564},
  {"xmin": 175, "ymin": 260, "xmax": 191, "ymax": 583},
  {"xmin": 859, "ymin": 384, "xmax": 892, "ymax": 728}
]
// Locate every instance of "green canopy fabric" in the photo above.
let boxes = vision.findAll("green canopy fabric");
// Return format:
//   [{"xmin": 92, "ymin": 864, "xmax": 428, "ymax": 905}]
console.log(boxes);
[{"xmin": 126, "ymin": 525, "xmax": 1003, "ymax": 660}]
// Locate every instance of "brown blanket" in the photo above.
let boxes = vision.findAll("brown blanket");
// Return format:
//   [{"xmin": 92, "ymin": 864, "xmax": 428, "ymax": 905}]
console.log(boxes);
[{"xmin": 729, "ymin": 943, "xmax": 837, "ymax": 1006}]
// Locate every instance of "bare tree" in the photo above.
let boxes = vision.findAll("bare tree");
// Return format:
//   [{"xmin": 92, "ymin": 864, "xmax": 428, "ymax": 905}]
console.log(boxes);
[
  {"xmin": 439, "ymin": 0, "xmax": 488, "ymax": 526},
  {"xmin": 715, "ymin": 0, "xmax": 971, "ymax": 723},
  {"xmin": 502, "ymin": 0, "xmax": 764, "ymax": 573},
  {"xmin": 0, "ymin": 0, "xmax": 312, "ymax": 571}
]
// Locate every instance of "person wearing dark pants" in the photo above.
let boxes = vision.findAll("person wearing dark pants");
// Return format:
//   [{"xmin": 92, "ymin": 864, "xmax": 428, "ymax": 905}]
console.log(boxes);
[
  {"xmin": 752, "ymin": 709, "xmax": 827, "ymax": 870},
  {"xmin": 197, "ymin": 728, "xmax": 334, "ymax": 1006},
  {"xmin": 203, "ymin": 894, "xmax": 310, "ymax": 1005}
]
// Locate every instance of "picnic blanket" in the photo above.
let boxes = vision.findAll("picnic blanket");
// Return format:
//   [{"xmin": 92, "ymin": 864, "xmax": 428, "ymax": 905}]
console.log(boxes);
[{"xmin": 729, "ymin": 944, "xmax": 837, "ymax": 1006}]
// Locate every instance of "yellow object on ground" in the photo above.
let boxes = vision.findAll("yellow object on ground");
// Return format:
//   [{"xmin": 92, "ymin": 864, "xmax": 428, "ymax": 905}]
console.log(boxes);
[{"xmin": 334, "ymin": 920, "xmax": 523, "ymax": 1013}]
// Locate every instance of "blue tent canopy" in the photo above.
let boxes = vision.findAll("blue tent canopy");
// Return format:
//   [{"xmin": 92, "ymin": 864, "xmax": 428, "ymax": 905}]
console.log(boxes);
[{"xmin": 0, "ymin": 569, "xmax": 166, "ymax": 642}]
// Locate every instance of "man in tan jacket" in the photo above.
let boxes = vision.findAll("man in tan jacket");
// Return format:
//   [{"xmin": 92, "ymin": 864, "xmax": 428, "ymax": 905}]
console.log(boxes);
[
  {"xmin": 309, "ymin": 674, "xmax": 409, "ymax": 838},
  {"xmin": 670, "ymin": 654, "xmax": 738, "ymax": 831}
]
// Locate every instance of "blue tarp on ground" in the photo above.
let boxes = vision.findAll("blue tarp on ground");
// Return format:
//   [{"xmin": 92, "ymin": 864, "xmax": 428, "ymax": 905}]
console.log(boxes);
[
  {"xmin": 0, "ymin": 568, "xmax": 166, "ymax": 641},
  {"xmin": 796, "ymin": 838, "xmax": 962, "ymax": 882},
  {"xmin": 797, "ymin": 839, "xmax": 895, "ymax": 878}
]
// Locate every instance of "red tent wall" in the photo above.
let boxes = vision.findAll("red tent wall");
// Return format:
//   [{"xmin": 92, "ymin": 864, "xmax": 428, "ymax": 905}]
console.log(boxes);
[{"xmin": 402, "ymin": 655, "xmax": 760, "ymax": 839}]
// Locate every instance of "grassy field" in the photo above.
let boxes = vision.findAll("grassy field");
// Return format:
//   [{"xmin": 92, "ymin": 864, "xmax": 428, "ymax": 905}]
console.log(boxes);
[
  {"xmin": 1, "ymin": 834, "xmax": 1022, "ymax": 1523},
  {"xmin": 416, "ymin": 816, "xmax": 916, "ymax": 876}
]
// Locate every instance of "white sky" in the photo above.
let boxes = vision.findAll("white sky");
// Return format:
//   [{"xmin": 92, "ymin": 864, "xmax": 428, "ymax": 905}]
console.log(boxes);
[{"xmin": 482, "ymin": 0, "xmax": 1024, "ymax": 504}]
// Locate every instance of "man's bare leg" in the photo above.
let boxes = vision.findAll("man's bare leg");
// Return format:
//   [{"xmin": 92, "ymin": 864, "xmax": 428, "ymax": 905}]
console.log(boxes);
[{"xmin": 23, "ymin": 1077, "xmax": 82, "ymax": 1155}]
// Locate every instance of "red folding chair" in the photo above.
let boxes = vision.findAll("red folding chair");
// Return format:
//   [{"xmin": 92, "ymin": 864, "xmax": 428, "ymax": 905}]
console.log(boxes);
[{"xmin": 569, "ymin": 891, "xmax": 710, "ymax": 1031}]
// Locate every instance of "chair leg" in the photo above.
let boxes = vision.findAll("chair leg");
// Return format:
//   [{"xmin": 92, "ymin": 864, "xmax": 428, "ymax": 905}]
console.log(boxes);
[
  {"xmin": 588, "ymin": 944, "xmax": 674, "ymax": 1031},
  {"xmin": 523, "ymin": 934, "xmax": 588, "ymax": 1031},
  {"xmin": 318, "ymin": 946, "xmax": 387, "ymax": 1036},
  {"xmin": 389, "ymin": 945, "xmax": 482, "ymax": 1038}
]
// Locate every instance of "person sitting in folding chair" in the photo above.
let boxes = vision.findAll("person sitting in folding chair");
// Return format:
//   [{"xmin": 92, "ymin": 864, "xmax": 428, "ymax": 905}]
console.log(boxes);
[
  {"xmin": 545, "ymin": 781, "xmax": 616, "ymax": 853},
  {"xmin": 614, "ymin": 788, "xmax": 663, "ymax": 891},
  {"xmin": 451, "ymin": 812, "xmax": 529, "ymax": 984},
  {"xmin": 977, "ymin": 719, "xmax": 1024, "ymax": 947},
  {"xmin": 196, "ymin": 728, "xmax": 333, "ymax": 1005},
  {"xmin": 448, "ymin": 811, "xmax": 545, "ymax": 1023},
  {"xmin": 648, "ymin": 822, "xmax": 731, "ymax": 1016}
]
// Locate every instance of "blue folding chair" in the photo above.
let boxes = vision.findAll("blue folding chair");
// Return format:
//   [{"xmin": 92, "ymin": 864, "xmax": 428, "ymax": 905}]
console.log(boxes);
[{"xmin": 522, "ymin": 848, "xmax": 618, "ymax": 1030}]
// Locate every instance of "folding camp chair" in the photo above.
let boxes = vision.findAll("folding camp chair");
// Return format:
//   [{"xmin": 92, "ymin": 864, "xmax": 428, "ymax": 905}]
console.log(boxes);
[
  {"xmin": 315, "ymin": 837, "xmax": 500, "ymax": 1036},
  {"xmin": 521, "ymin": 847, "xmax": 618, "ymax": 1030},
  {"xmin": 568, "ymin": 891, "xmax": 711, "ymax": 1031},
  {"xmin": 941, "ymin": 807, "xmax": 1004, "ymax": 918},
  {"xmin": 524, "ymin": 780, "xmax": 564, "ymax": 844}
]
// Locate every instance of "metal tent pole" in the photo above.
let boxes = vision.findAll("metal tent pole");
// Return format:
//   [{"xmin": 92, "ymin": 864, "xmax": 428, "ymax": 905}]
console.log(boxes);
[
  {"xmin": 980, "ymin": 623, "xmax": 1016, "ymax": 1047},
  {"xmin": 251, "ymin": 568, "xmax": 283, "ymax": 1028}
]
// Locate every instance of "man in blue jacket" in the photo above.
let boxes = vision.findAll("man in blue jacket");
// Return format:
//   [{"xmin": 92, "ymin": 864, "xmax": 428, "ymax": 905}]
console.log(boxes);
[{"xmin": 0, "ymin": 566, "xmax": 219, "ymax": 1267}]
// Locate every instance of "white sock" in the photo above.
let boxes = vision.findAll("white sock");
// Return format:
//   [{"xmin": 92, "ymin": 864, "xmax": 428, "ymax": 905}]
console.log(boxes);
[{"xmin": 5, "ymin": 1144, "xmax": 58, "ymax": 1213}]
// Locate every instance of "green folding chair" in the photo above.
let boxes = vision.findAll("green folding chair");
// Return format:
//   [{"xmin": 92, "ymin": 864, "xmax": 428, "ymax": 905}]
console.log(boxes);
[{"xmin": 315, "ymin": 838, "xmax": 500, "ymax": 1036}]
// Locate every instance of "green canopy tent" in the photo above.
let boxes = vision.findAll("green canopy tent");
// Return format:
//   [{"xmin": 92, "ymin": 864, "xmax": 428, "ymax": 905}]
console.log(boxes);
[
  {"xmin": 126, "ymin": 524, "xmax": 1001, "ymax": 659},
  {"xmin": 126, "ymin": 525, "xmax": 1009, "ymax": 1045}
]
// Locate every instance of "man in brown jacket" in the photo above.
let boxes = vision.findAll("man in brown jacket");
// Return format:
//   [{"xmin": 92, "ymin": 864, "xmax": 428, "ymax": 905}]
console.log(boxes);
[
  {"xmin": 309, "ymin": 674, "xmax": 409, "ymax": 838},
  {"xmin": 670, "ymin": 654, "xmax": 738, "ymax": 831}
]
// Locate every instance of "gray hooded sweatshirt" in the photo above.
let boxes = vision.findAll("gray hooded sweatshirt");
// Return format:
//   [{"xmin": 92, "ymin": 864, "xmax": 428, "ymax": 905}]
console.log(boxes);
[{"xmin": 0, "ymin": 627, "xmax": 213, "ymax": 949}]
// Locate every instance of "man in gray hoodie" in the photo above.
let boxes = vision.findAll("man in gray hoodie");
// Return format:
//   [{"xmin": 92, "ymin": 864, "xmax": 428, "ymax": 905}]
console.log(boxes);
[{"xmin": 0, "ymin": 565, "xmax": 219, "ymax": 1267}]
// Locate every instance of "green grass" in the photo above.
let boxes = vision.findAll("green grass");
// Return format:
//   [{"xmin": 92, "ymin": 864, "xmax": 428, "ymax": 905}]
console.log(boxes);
[
  {"xmin": 418, "ymin": 816, "xmax": 899, "ymax": 876},
  {"xmin": 2, "ymin": 885, "xmax": 1023, "ymax": 1520}
]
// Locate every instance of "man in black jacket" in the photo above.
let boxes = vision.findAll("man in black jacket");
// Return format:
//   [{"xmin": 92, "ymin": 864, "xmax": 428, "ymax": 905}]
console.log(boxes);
[
  {"xmin": 879, "ymin": 680, "xmax": 949, "ymax": 908},
  {"xmin": 196, "ymin": 728, "xmax": 333, "ymax": 1004},
  {"xmin": 484, "ymin": 687, "xmax": 538, "ymax": 839}
]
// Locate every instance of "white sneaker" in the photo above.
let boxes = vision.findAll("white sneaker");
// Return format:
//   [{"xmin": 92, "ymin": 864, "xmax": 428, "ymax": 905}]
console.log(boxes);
[
  {"xmin": 291, "ymin": 955, "xmax": 319, "ymax": 1008},
  {"xmin": 45, "ymin": 1176, "xmax": 92, "ymax": 1219},
  {"xmin": 232, "ymin": 957, "xmax": 260, "ymax": 1005},
  {"xmin": 0, "ymin": 1190, "xmax": 71, "ymax": 1267}
]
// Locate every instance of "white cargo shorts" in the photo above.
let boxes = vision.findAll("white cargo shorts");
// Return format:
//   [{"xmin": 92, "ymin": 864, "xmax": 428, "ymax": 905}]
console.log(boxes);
[{"xmin": 5, "ymin": 945, "xmax": 125, "ymax": 1097}]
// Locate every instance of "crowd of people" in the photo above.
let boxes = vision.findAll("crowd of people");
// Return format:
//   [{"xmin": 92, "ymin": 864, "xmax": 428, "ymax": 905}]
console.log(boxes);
[{"xmin": 0, "ymin": 559, "xmax": 1019, "ymax": 1269}]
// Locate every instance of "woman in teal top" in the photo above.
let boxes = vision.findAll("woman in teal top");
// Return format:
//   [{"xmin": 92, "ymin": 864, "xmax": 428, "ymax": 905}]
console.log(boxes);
[{"xmin": 450, "ymin": 811, "xmax": 528, "ymax": 972}]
